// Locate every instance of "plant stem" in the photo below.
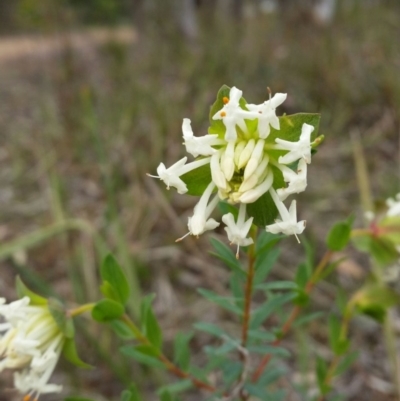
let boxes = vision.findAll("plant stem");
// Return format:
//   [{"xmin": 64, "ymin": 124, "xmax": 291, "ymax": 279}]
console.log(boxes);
[
  {"xmin": 241, "ymin": 233, "xmax": 257, "ymax": 347},
  {"xmin": 68, "ymin": 302, "xmax": 96, "ymax": 317},
  {"xmin": 121, "ymin": 314, "xmax": 216, "ymax": 392},
  {"xmin": 252, "ymin": 249, "xmax": 333, "ymax": 382}
]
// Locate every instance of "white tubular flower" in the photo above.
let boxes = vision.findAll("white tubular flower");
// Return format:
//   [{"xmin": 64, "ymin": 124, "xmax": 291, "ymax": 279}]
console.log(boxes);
[
  {"xmin": 386, "ymin": 194, "xmax": 400, "ymax": 217},
  {"xmin": 239, "ymin": 155, "xmax": 269, "ymax": 193},
  {"xmin": 240, "ymin": 169, "xmax": 274, "ymax": 204},
  {"xmin": 222, "ymin": 203, "xmax": 254, "ymax": 258},
  {"xmin": 182, "ymin": 118, "xmax": 223, "ymax": 158},
  {"xmin": 274, "ymin": 123, "xmax": 314, "ymax": 164},
  {"xmin": 212, "ymin": 87, "xmax": 256, "ymax": 141},
  {"xmin": 275, "ymin": 158, "xmax": 308, "ymax": 201},
  {"xmin": 177, "ymin": 182, "xmax": 220, "ymax": 241},
  {"xmin": 266, "ymin": 188, "xmax": 306, "ymax": 242},
  {"xmin": 211, "ymin": 150, "xmax": 228, "ymax": 190},
  {"xmin": 244, "ymin": 139, "xmax": 265, "ymax": 180},
  {"xmin": 0, "ymin": 297, "xmax": 65, "ymax": 400},
  {"xmin": 148, "ymin": 156, "xmax": 211, "ymax": 194},
  {"xmin": 247, "ymin": 93, "xmax": 287, "ymax": 139},
  {"xmin": 221, "ymin": 140, "xmax": 236, "ymax": 181}
]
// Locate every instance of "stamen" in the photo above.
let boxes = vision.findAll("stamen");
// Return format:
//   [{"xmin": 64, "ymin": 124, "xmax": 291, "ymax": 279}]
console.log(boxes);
[
  {"xmin": 223, "ymin": 96, "xmax": 229, "ymax": 104},
  {"xmin": 175, "ymin": 232, "xmax": 191, "ymax": 242},
  {"xmin": 236, "ymin": 244, "xmax": 240, "ymax": 259},
  {"xmin": 146, "ymin": 173, "xmax": 159, "ymax": 178},
  {"xmin": 294, "ymin": 233, "xmax": 301, "ymax": 244},
  {"xmin": 220, "ymin": 111, "xmax": 226, "ymax": 117},
  {"xmin": 23, "ymin": 395, "xmax": 31, "ymax": 401}
]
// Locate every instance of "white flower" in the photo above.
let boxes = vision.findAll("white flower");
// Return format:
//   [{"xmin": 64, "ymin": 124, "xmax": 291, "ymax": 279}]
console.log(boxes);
[
  {"xmin": 274, "ymin": 123, "xmax": 314, "ymax": 164},
  {"xmin": 148, "ymin": 156, "xmax": 211, "ymax": 194},
  {"xmin": 0, "ymin": 297, "xmax": 65, "ymax": 400},
  {"xmin": 222, "ymin": 203, "xmax": 254, "ymax": 258},
  {"xmin": 177, "ymin": 182, "xmax": 220, "ymax": 240},
  {"xmin": 247, "ymin": 93, "xmax": 287, "ymax": 139},
  {"xmin": 182, "ymin": 118, "xmax": 223, "ymax": 158},
  {"xmin": 239, "ymin": 169, "xmax": 274, "ymax": 204},
  {"xmin": 276, "ymin": 158, "xmax": 308, "ymax": 201},
  {"xmin": 386, "ymin": 193, "xmax": 400, "ymax": 217},
  {"xmin": 266, "ymin": 188, "xmax": 306, "ymax": 242},
  {"xmin": 212, "ymin": 87, "xmax": 256, "ymax": 141}
]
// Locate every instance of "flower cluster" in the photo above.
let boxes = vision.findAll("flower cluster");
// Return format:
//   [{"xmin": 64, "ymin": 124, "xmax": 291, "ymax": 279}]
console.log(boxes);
[
  {"xmin": 0, "ymin": 297, "xmax": 65, "ymax": 400},
  {"xmin": 149, "ymin": 86, "xmax": 316, "ymax": 255}
]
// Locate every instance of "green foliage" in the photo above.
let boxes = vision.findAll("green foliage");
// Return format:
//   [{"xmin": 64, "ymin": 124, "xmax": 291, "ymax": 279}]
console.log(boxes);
[
  {"xmin": 173, "ymin": 332, "xmax": 193, "ymax": 371},
  {"xmin": 92, "ymin": 299, "xmax": 125, "ymax": 322},
  {"xmin": 62, "ymin": 338, "xmax": 91, "ymax": 369},
  {"xmin": 193, "ymin": 322, "xmax": 228, "ymax": 338},
  {"xmin": 120, "ymin": 385, "xmax": 141, "ymax": 401},
  {"xmin": 158, "ymin": 380, "xmax": 193, "ymax": 395},
  {"xmin": 335, "ymin": 351, "xmax": 359, "ymax": 376},
  {"xmin": 250, "ymin": 293, "xmax": 296, "ymax": 330},
  {"xmin": 353, "ymin": 284, "xmax": 400, "ymax": 323},
  {"xmin": 197, "ymin": 288, "xmax": 242, "ymax": 315},
  {"xmin": 209, "ymin": 237, "xmax": 246, "ymax": 277},
  {"xmin": 100, "ymin": 254, "xmax": 130, "ymax": 305},
  {"xmin": 180, "ymin": 163, "xmax": 212, "ymax": 196},
  {"xmin": 48, "ymin": 298, "xmax": 75, "ymax": 339},
  {"xmin": 254, "ymin": 248, "xmax": 280, "ymax": 285},
  {"xmin": 328, "ymin": 315, "xmax": 349, "ymax": 355},
  {"xmin": 326, "ymin": 216, "xmax": 353, "ymax": 251},
  {"xmin": 140, "ymin": 294, "xmax": 162, "ymax": 349},
  {"xmin": 120, "ymin": 345, "xmax": 165, "ymax": 369},
  {"xmin": 316, "ymin": 356, "xmax": 331, "ymax": 395},
  {"xmin": 109, "ymin": 320, "xmax": 135, "ymax": 340},
  {"xmin": 15, "ymin": 276, "xmax": 48, "ymax": 305}
]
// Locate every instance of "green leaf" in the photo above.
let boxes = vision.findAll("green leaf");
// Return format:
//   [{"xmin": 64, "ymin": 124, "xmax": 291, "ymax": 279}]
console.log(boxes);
[
  {"xmin": 174, "ymin": 332, "xmax": 193, "ymax": 371},
  {"xmin": 120, "ymin": 345, "xmax": 165, "ymax": 369},
  {"xmin": 121, "ymin": 385, "xmax": 141, "ymax": 401},
  {"xmin": 62, "ymin": 338, "xmax": 91, "ymax": 369},
  {"xmin": 193, "ymin": 321, "xmax": 228, "ymax": 337},
  {"xmin": 326, "ymin": 220, "xmax": 352, "ymax": 251},
  {"xmin": 141, "ymin": 294, "xmax": 162, "ymax": 349},
  {"xmin": 197, "ymin": 288, "xmax": 242, "ymax": 315},
  {"xmin": 250, "ymin": 293, "xmax": 296, "ymax": 329},
  {"xmin": 316, "ymin": 356, "xmax": 330, "ymax": 395},
  {"xmin": 158, "ymin": 379, "xmax": 193, "ymax": 395},
  {"xmin": 48, "ymin": 298, "xmax": 74, "ymax": 339},
  {"xmin": 292, "ymin": 311, "xmax": 324, "ymax": 328},
  {"xmin": 159, "ymin": 391, "xmax": 173, "ymax": 401},
  {"xmin": 91, "ymin": 299, "xmax": 125, "ymax": 322},
  {"xmin": 379, "ymin": 216, "xmax": 400, "ymax": 245},
  {"xmin": 247, "ymin": 329, "xmax": 276, "ymax": 342},
  {"xmin": 100, "ymin": 254, "xmax": 130, "ymax": 305},
  {"xmin": 15, "ymin": 276, "xmax": 47, "ymax": 306},
  {"xmin": 247, "ymin": 344, "xmax": 291, "ymax": 358},
  {"xmin": 247, "ymin": 190, "xmax": 279, "ymax": 227},
  {"xmin": 254, "ymin": 248, "xmax": 280, "ymax": 285},
  {"xmin": 295, "ymin": 262, "xmax": 311, "ymax": 289},
  {"xmin": 334, "ymin": 351, "xmax": 359, "ymax": 376},
  {"xmin": 180, "ymin": 162, "xmax": 212, "ymax": 196},
  {"xmin": 256, "ymin": 281, "xmax": 298, "ymax": 291},
  {"xmin": 209, "ymin": 237, "xmax": 246, "ymax": 277},
  {"xmin": 109, "ymin": 319, "xmax": 135, "ymax": 340},
  {"xmin": 328, "ymin": 315, "xmax": 349, "ymax": 355},
  {"xmin": 353, "ymin": 284, "xmax": 400, "ymax": 322}
]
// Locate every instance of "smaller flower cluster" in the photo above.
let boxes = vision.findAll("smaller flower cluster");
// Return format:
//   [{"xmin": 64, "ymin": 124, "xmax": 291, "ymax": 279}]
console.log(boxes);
[
  {"xmin": 0, "ymin": 297, "xmax": 64, "ymax": 400},
  {"xmin": 149, "ymin": 86, "xmax": 317, "ymax": 255}
]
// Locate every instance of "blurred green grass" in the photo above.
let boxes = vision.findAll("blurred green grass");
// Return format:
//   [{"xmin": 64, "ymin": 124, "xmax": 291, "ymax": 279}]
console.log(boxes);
[{"xmin": 0, "ymin": 1, "xmax": 399, "ymax": 400}]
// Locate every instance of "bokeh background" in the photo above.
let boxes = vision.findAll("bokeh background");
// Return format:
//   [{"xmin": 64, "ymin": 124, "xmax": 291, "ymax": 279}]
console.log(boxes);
[{"xmin": 0, "ymin": 1, "xmax": 399, "ymax": 400}]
